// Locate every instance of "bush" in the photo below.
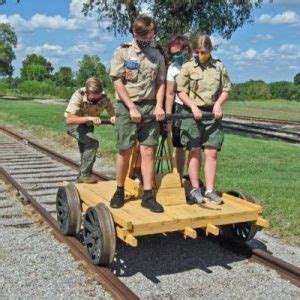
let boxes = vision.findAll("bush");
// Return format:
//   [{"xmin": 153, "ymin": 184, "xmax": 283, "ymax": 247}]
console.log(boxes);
[
  {"xmin": 230, "ymin": 80, "xmax": 271, "ymax": 101},
  {"xmin": 0, "ymin": 79, "xmax": 10, "ymax": 94},
  {"xmin": 17, "ymin": 80, "xmax": 74, "ymax": 99}
]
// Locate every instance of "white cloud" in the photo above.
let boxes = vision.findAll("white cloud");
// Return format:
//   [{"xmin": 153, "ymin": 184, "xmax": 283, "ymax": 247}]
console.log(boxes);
[
  {"xmin": 0, "ymin": 13, "xmax": 81, "ymax": 32},
  {"xmin": 253, "ymin": 33, "xmax": 274, "ymax": 42},
  {"xmin": 235, "ymin": 48, "xmax": 257, "ymax": 60},
  {"xmin": 262, "ymin": 47, "xmax": 275, "ymax": 58},
  {"xmin": 29, "ymin": 14, "xmax": 80, "ymax": 30},
  {"xmin": 69, "ymin": 0, "xmax": 85, "ymax": 18},
  {"xmin": 26, "ymin": 44, "xmax": 66, "ymax": 57},
  {"xmin": 257, "ymin": 10, "xmax": 300, "ymax": 24}
]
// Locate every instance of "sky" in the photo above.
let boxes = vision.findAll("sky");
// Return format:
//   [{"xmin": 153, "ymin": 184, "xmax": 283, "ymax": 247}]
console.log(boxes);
[{"xmin": 0, "ymin": 0, "xmax": 299, "ymax": 83}]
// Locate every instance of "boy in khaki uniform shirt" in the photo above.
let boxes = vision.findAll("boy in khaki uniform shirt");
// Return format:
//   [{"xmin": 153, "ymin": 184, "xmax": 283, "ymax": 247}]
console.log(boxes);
[
  {"xmin": 109, "ymin": 15, "xmax": 166, "ymax": 213},
  {"xmin": 176, "ymin": 35, "xmax": 231, "ymax": 205},
  {"xmin": 65, "ymin": 77, "xmax": 115, "ymax": 183}
]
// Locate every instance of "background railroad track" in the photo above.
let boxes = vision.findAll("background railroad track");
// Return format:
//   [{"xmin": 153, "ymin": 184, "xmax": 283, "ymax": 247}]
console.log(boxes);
[
  {"xmin": 223, "ymin": 116, "xmax": 300, "ymax": 143},
  {"xmin": 0, "ymin": 125, "xmax": 299, "ymax": 298}
]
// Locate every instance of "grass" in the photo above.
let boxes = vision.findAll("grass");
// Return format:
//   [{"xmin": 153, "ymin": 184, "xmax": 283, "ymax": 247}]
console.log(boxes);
[
  {"xmin": 0, "ymin": 98, "xmax": 299, "ymax": 245},
  {"xmin": 0, "ymin": 98, "xmax": 117, "ymax": 156},
  {"xmin": 224, "ymin": 99, "xmax": 300, "ymax": 121}
]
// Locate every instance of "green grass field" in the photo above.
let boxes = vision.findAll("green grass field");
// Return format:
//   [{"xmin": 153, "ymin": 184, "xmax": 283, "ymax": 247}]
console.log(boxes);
[
  {"xmin": 0, "ymin": 98, "xmax": 299, "ymax": 245},
  {"xmin": 224, "ymin": 99, "xmax": 300, "ymax": 121}
]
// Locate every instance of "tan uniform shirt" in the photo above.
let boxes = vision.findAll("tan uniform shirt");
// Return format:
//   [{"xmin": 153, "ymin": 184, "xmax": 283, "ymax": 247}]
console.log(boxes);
[
  {"xmin": 109, "ymin": 40, "xmax": 166, "ymax": 102},
  {"xmin": 64, "ymin": 87, "xmax": 115, "ymax": 119},
  {"xmin": 176, "ymin": 58, "xmax": 231, "ymax": 107}
]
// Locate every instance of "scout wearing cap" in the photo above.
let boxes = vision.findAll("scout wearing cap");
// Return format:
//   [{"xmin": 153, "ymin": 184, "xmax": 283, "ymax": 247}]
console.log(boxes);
[
  {"xmin": 176, "ymin": 35, "xmax": 231, "ymax": 205},
  {"xmin": 109, "ymin": 15, "xmax": 166, "ymax": 213},
  {"xmin": 65, "ymin": 77, "xmax": 115, "ymax": 183}
]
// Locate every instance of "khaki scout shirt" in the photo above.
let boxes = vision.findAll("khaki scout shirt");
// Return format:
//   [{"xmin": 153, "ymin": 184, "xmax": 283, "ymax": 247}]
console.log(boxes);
[
  {"xmin": 109, "ymin": 40, "xmax": 166, "ymax": 102},
  {"xmin": 176, "ymin": 57, "xmax": 231, "ymax": 107},
  {"xmin": 64, "ymin": 87, "xmax": 115, "ymax": 119}
]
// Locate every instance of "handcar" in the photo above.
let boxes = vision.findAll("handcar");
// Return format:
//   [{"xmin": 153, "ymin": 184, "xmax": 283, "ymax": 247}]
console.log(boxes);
[{"xmin": 56, "ymin": 113, "xmax": 268, "ymax": 266}]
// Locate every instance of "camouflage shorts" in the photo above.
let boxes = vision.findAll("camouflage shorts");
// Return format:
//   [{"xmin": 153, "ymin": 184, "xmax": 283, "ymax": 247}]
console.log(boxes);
[
  {"xmin": 180, "ymin": 106, "xmax": 224, "ymax": 151},
  {"xmin": 115, "ymin": 100, "xmax": 160, "ymax": 150}
]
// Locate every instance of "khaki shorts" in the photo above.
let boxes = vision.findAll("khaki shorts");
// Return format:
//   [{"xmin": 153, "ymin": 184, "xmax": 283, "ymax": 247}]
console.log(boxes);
[
  {"xmin": 180, "ymin": 106, "xmax": 224, "ymax": 151},
  {"xmin": 115, "ymin": 100, "xmax": 160, "ymax": 150}
]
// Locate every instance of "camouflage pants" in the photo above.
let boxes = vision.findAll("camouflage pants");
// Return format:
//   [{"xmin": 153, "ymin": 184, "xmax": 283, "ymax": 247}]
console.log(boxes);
[{"xmin": 66, "ymin": 124, "xmax": 99, "ymax": 177}]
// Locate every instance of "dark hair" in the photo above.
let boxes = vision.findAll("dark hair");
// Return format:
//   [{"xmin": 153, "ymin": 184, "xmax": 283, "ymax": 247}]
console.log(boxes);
[
  {"xmin": 167, "ymin": 35, "xmax": 192, "ymax": 59},
  {"xmin": 132, "ymin": 14, "xmax": 156, "ymax": 36}
]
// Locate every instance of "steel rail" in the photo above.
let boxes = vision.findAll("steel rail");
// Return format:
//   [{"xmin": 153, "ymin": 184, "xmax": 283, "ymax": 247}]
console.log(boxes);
[
  {"xmin": 223, "ymin": 119, "xmax": 300, "ymax": 136},
  {"xmin": 226, "ymin": 114, "xmax": 300, "ymax": 126},
  {"xmin": 222, "ymin": 122, "xmax": 300, "ymax": 143},
  {"xmin": 0, "ymin": 125, "xmax": 111, "ymax": 181},
  {"xmin": 0, "ymin": 167, "xmax": 139, "ymax": 300},
  {"xmin": 249, "ymin": 247, "xmax": 300, "ymax": 287}
]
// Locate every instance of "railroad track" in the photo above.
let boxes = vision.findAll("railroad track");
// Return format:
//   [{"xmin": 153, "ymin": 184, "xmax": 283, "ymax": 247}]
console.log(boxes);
[
  {"xmin": 223, "ymin": 119, "xmax": 300, "ymax": 143},
  {"xmin": 226, "ymin": 114, "xmax": 300, "ymax": 126},
  {"xmin": 0, "ymin": 125, "xmax": 299, "ymax": 293},
  {"xmin": 0, "ymin": 126, "xmax": 138, "ymax": 300}
]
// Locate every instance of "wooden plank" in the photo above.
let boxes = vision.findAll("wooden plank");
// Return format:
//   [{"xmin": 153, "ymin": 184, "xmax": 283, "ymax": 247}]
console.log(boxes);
[
  {"xmin": 116, "ymin": 226, "xmax": 138, "ymax": 247},
  {"xmin": 156, "ymin": 187, "xmax": 186, "ymax": 205},
  {"xmin": 76, "ymin": 183, "xmax": 134, "ymax": 230},
  {"xmin": 131, "ymin": 210, "xmax": 259, "ymax": 236},
  {"xmin": 205, "ymin": 224, "xmax": 220, "ymax": 236},
  {"xmin": 183, "ymin": 227, "xmax": 197, "ymax": 239},
  {"xmin": 256, "ymin": 216, "xmax": 269, "ymax": 228},
  {"xmin": 125, "ymin": 199, "xmax": 176, "ymax": 224},
  {"xmin": 222, "ymin": 193, "xmax": 262, "ymax": 213},
  {"xmin": 124, "ymin": 177, "xmax": 143, "ymax": 198},
  {"xmin": 155, "ymin": 173, "xmax": 182, "ymax": 189}
]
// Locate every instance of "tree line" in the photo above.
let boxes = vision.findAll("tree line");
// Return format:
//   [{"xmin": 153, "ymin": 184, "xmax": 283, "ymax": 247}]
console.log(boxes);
[
  {"xmin": 0, "ymin": 51, "xmax": 113, "ymax": 99},
  {"xmin": 1, "ymin": 50, "xmax": 300, "ymax": 101}
]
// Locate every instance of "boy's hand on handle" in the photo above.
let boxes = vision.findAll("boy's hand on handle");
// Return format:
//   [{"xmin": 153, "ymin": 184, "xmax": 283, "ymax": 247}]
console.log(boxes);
[
  {"xmin": 110, "ymin": 116, "xmax": 116, "ymax": 125},
  {"xmin": 89, "ymin": 116, "xmax": 101, "ymax": 125},
  {"xmin": 191, "ymin": 106, "xmax": 203, "ymax": 120},
  {"xmin": 154, "ymin": 105, "xmax": 165, "ymax": 121},
  {"xmin": 129, "ymin": 106, "xmax": 142, "ymax": 123},
  {"xmin": 213, "ymin": 103, "xmax": 223, "ymax": 119}
]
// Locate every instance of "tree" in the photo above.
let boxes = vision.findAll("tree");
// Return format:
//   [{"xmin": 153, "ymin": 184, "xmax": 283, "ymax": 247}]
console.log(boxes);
[
  {"xmin": 20, "ymin": 54, "xmax": 53, "ymax": 81},
  {"xmin": 82, "ymin": 0, "xmax": 263, "ymax": 40},
  {"xmin": 0, "ymin": 23, "xmax": 17, "ymax": 77},
  {"xmin": 53, "ymin": 66, "xmax": 73, "ymax": 87},
  {"xmin": 0, "ymin": 0, "xmax": 20, "ymax": 4},
  {"xmin": 294, "ymin": 73, "xmax": 300, "ymax": 85},
  {"xmin": 76, "ymin": 55, "xmax": 112, "ymax": 91}
]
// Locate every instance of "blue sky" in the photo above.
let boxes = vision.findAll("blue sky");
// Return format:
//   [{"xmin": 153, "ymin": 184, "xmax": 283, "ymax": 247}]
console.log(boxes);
[{"xmin": 0, "ymin": 0, "xmax": 300, "ymax": 83}]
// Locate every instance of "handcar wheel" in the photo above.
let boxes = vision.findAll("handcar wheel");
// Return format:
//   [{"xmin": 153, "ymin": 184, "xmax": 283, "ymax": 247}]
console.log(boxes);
[
  {"xmin": 56, "ymin": 183, "xmax": 82, "ymax": 235},
  {"xmin": 83, "ymin": 203, "xmax": 116, "ymax": 266},
  {"xmin": 221, "ymin": 190, "xmax": 258, "ymax": 243}
]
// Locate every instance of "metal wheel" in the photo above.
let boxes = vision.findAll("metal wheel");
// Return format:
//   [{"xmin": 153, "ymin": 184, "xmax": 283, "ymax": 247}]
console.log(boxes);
[
  {"xmin": 83, "ymin": 203, "xmax": 116, "ymax": 266},
  {"xmin": 56, "ymin": 183, "xmax": 82, "ymax": 235},
  {"xmin": 222, "ymin": 190, "xmax": 258, "ymax": 243}
]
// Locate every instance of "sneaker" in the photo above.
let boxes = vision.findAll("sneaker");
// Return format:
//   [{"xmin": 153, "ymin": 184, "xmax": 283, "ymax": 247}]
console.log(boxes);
[
  {"xmin": 141, "ymin": 193, "xmax": 164, "ymax": 213},
  {"xmin": 188, "ymin": 188, "xmax": 205, "ymax": 204},
  {"xmin": 77, "ymin": 175, "xmax": 98, "ymax": 184},
  {"xmin": 205, "ymin": 191, "xmax": 223, "ymax": 205},
  {"xmin": 110, "ymin": 189, "xmax": 125, "ymax": 208}
]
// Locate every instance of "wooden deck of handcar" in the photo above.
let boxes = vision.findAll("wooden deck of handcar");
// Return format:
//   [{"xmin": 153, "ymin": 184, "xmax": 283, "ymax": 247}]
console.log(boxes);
[{"xmin": 76, "ymin": 179, "xmax": 268, "ymax": 247}]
